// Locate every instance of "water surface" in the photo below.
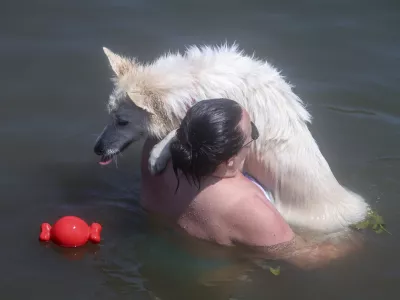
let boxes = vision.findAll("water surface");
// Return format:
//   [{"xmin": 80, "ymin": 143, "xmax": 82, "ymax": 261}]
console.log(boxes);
[{"xmin": 1, "ymin": 0, "xmax": 399, "ymax": 299}]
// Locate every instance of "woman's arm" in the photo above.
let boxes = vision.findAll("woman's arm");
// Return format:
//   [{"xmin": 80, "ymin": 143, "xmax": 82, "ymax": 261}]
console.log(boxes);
[{"xmin": 228, "ymin": 195, "xmax": 363, "ymax": 270}]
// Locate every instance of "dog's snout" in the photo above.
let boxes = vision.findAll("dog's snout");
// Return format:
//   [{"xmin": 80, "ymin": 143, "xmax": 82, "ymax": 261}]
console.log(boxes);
[{"xmin": 94, "ymin": 140, "xmax": 104, "ymax": 155}]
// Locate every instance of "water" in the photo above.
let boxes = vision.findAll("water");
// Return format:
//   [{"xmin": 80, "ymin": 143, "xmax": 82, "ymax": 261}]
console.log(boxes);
[{"xmin": 1, "ymin": 0, "xmax": 399, "ymax": 299}]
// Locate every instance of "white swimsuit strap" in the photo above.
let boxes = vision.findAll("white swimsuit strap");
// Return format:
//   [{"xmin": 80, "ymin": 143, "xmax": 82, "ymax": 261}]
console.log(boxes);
[{"xmin": 242, "ymin": 172, "xmax": 275, "ymax": 204}]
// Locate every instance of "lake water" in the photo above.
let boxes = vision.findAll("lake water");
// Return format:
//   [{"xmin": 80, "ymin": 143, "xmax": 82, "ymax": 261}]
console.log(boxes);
[{"xmin": 1, "ymin": 0, "xmax": 399, "ymax": 299}]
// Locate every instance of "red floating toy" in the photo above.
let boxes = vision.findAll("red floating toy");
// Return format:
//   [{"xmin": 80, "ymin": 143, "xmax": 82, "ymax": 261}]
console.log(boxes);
[{"xmin": 39, "ymin": 216, "xmax": 102, "ymax": 247}]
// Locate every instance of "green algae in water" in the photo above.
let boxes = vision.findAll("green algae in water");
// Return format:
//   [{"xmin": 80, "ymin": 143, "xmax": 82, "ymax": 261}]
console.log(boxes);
[
  {"xmin": 353, "ymin": 209, "xmax": 391, "ymax": 235},
  {"xmin": 269, "ymin": 266, "xmax": 281, "ymax": 276}
]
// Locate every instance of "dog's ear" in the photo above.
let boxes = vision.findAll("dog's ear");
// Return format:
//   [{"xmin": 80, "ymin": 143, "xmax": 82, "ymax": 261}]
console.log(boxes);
[
  {"xmin": 127, "ymin": 92, "xmax": 156, "ymax": 115},
  {"xmin": 103, "ymin": 47, "xmax": 134, "ymax": 77}
]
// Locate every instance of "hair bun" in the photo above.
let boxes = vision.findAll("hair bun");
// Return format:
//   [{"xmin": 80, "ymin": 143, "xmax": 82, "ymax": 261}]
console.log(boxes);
[
  {"xmin": 170, "ymin": 98, "xmax": 245, "ymax": 191},
  {"xmin": 170, "ymin": 139, "xmax": 193, "ymax": 169}
]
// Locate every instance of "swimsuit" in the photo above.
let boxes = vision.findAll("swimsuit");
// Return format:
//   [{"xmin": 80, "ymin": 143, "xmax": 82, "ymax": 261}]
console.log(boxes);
[{"xmin": 243, "ymin": 172, "xmax": 275, "ymax": 205}]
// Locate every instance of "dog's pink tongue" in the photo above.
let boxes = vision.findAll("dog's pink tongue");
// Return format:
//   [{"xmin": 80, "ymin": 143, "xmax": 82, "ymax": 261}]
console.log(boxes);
[{"xmin": 99, "ymin": 159, "xmax": 112, "ymax": 166}]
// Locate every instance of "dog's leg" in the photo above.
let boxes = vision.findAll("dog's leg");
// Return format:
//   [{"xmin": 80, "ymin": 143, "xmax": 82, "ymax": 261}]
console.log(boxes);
[{"xmin": 148, "ymin": 129, "xmax": 177, "ymax": 175}]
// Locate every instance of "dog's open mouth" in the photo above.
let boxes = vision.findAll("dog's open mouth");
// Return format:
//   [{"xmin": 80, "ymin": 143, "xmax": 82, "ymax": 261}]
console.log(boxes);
[
  {"xmin": 98, "ymin": 141, "xmax": 133, "ymax": 166},
  {"xmin": 99, "ymin": 155, "xmax": 115, "ymax": 166}
]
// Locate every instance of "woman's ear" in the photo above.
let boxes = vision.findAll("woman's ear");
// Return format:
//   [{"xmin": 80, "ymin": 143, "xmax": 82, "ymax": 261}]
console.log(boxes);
[{"xmin": 227, "ymin": 158, "xmax": 234, "ymax": 168}]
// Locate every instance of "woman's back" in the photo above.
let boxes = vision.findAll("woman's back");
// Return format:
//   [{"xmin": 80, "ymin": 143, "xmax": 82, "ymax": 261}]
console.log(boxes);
[{"xmin": 141, "ymin": 138, "xmax": 294, "ymax": 247}]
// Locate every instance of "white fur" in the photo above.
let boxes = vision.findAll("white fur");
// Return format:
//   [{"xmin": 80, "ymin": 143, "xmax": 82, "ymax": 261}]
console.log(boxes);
[{"xmin": 102, "ymin": 43, "xmax": 369, "ymax": 233}]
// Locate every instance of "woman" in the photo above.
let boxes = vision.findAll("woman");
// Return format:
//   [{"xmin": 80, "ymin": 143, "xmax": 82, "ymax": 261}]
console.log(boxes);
[{"xmin": 141, "ymin": 98, "xmax": 361, "ymax": 268}]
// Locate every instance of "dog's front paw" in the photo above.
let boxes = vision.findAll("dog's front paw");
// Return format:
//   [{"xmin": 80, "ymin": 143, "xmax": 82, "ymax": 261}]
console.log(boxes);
[
  {"xmin": 148, "ymin": 151, "xmax": 168, "ymax": 175},
  {"xmin": 148, "ymin": 129, "xmax": 176, "ymax": 175},
  {"xmin": 148, "ymin": 144, "xmax": 171, "ymax": 175}
]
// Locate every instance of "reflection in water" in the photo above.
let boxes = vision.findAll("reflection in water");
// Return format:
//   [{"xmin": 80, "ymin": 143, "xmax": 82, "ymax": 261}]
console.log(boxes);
[
  {"xmin": 40, "ymin": 241, "xmax": 101, "ymax": 261},
  {"xmin": 92, "ymin": 227, "xmax": 255, "ymax": 299},
  {"xmin": 89, "ymin": 212, "xmax": 366, "ymax": 300}
]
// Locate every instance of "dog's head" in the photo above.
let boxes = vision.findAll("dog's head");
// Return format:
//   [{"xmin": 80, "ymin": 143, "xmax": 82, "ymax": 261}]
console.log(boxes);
[
  {"xmin": 94, "ymin": 96, "xmax": 149, "ymax": 165},
  {"xmin": 94, "ymin": 48, "xmax": 153, "ymax": 165},
  {"xmin": 94, "ymin": 47, "xmax": 200, "ymax": 165}
]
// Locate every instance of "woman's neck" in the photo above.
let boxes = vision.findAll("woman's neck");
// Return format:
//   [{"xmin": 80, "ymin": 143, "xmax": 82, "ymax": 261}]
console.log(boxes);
[{"xmin": 211, "ymin": 168, "xmax": 241, "ymax": 179}]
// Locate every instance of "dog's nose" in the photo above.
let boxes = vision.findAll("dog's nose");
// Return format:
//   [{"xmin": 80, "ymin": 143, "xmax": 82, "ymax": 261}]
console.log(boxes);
[{"xmin": 94, "ymin": 141, "xmax": 104, "ymax": 155}]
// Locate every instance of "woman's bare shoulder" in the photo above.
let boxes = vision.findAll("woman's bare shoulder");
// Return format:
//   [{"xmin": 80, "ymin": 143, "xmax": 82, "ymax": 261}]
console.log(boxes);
[{"xmin": 196, "ymin": 176, "xmax": 261, "ymax": 205}]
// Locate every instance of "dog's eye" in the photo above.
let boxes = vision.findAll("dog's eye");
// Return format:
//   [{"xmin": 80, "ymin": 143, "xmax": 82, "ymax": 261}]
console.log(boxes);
[{"xmin": 116, "ymin": 118, "xmax": 129, "ymax": 126}]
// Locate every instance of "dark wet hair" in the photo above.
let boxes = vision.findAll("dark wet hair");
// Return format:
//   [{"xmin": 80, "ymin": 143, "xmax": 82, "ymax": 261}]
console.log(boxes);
[{"xmin": 170, "ymin": 98, "xmax": 247, "ymax": 190}]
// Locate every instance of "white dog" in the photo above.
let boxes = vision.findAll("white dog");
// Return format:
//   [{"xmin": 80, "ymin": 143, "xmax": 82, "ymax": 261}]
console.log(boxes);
[{"xmin": 93, "ymin": 43, "xmax": 369, "ymax": 233}]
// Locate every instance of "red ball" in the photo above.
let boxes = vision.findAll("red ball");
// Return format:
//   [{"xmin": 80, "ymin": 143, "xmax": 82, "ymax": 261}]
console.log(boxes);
[
  {"xmin": 51, "ymin": 216, "xmax": 90, "ymax": 247},
  {"xmin": 39, "ymin": 216, "xmax": 102, "ymax": 248}
]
